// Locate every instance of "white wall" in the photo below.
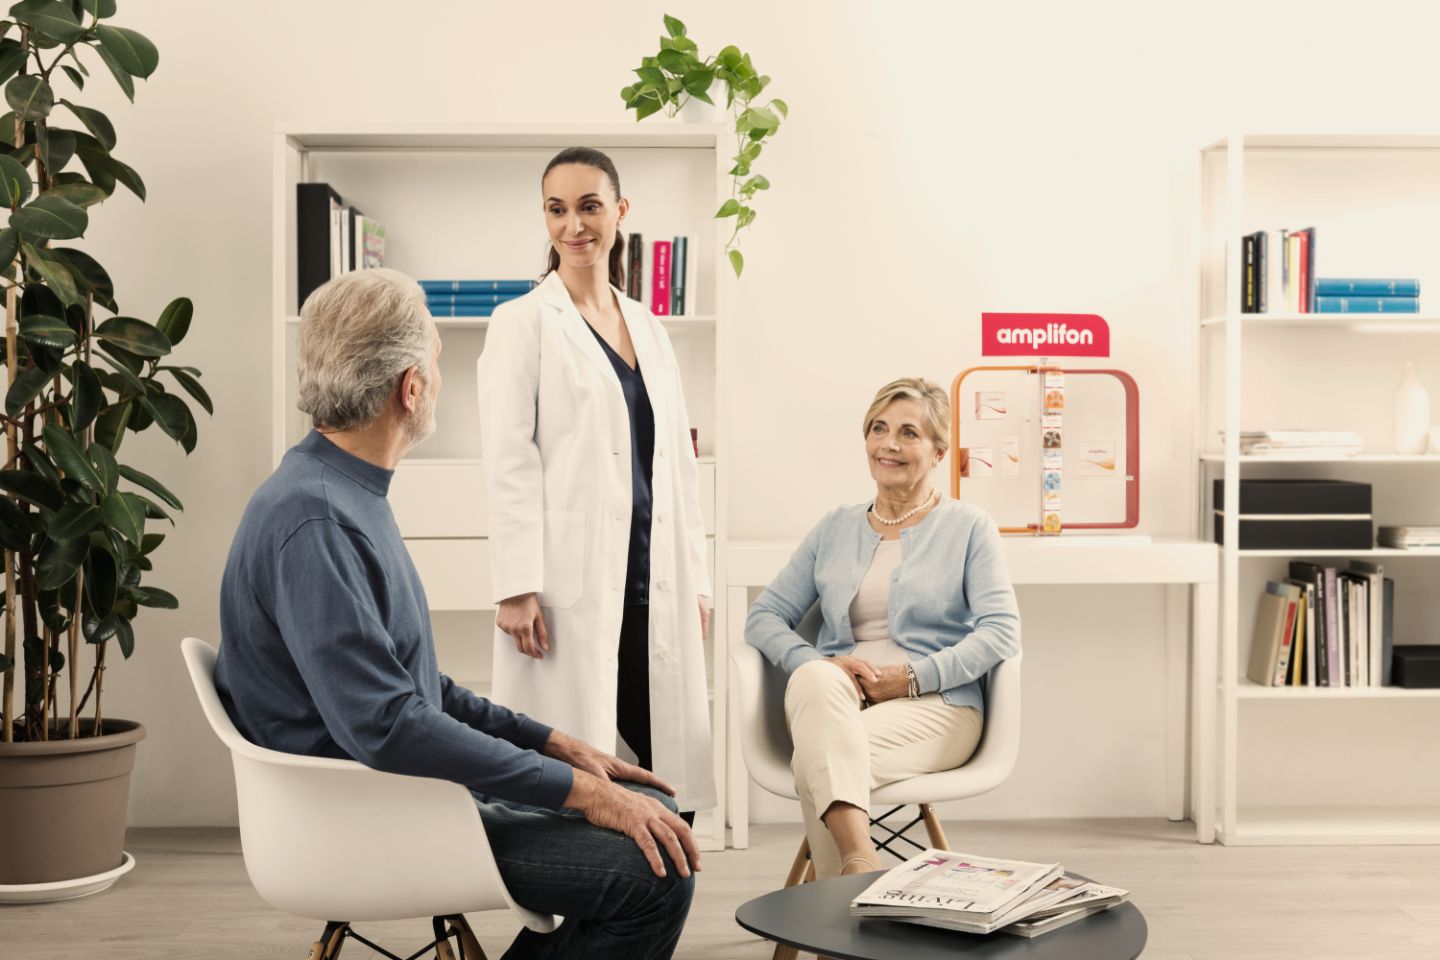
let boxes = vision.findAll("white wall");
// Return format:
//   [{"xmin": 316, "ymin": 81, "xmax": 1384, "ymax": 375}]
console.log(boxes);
[{"xmin": 72, "ymin": 0, "xmax": 1440, "ymax": 826}]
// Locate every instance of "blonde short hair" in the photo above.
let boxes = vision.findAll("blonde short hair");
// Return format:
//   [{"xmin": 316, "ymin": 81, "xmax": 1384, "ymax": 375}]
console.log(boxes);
[
  {"xmin": 862, "ymin": 377, "xmax": 951, "ymax": 456},
  {"xmin": 297, "ymin": 268, "xmax": 430, "ymax": 430}
]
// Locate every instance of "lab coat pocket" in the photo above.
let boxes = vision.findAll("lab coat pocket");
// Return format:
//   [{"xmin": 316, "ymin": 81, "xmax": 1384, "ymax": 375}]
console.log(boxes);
[{"xmin": 539, "ymin": 509, "xmax": 586, "ymax": 608}]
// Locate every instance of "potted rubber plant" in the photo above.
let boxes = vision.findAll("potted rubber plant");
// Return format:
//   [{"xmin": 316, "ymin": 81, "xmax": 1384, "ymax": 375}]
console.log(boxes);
[
  {"xmin": 619, "ymin": 13, "xmax": 787, "ymax": 278},
  {"xmin": 0, "ymin": 0, "xmax": 206, "ymax": 899}
]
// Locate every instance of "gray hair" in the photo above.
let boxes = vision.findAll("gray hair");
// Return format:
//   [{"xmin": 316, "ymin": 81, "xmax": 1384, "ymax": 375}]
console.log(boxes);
[
  {"xmin": 297, "ymin": 268, "xmax": 431, "ymax": 431},
  {"xmin": 862, "ymin": 377, "xmax": 951, "ymax": 456}
]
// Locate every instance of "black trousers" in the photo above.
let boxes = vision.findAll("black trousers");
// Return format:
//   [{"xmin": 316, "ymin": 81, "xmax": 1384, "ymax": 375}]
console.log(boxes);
[{"xmin": 616, "ymin": 603, "xmax": 695, "ymax": 825}]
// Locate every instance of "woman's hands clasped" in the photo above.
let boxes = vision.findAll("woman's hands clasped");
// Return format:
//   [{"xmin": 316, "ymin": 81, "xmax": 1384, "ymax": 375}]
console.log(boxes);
[{"xmin": 825, "ymin": 658, "xmax": 912, "ymax": 705}]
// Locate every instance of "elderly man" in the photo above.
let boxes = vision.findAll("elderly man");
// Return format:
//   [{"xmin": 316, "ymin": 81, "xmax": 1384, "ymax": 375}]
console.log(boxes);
[{"xmin": 215, "ymin": 269, "xmax": 697, "ymax": 960}]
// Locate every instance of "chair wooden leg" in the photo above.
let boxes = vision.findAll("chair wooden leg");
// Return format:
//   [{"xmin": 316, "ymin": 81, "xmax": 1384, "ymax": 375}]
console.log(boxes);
[
  {"xmin": 447, "ymin": 916, "xmax": 488, "ymax": 960},
  {"xmin": 771, "ymin": 836, "xmax": 814, "ymax": 960},
  {"xmin": 305, "ymin": 922, "xmax": 347, "ymax": 960},
  {"xmin": 920, "ymin": 803, "xmax": 950, "ymax": 851}
]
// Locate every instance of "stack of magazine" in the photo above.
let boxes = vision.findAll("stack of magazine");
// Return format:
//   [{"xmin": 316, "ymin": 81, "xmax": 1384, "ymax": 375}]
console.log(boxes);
[{"xmin": 849, "ymin": 848, "xmax": 1129, "ymax": 939}]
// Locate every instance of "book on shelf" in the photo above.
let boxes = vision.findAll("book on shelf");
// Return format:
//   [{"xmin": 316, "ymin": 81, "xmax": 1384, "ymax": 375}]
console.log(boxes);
[
  {"xmin": 849, "ymin": 848, "xmax": 1127, "ymax": 938},
  {"xmin": 1315, "ymin": 296, "xmax": 1419, "ymax": 314},
  {"xmin": 1350, "ymin": 560, "xmax": 1386, "ymax": 686},
  {"xmin": 671, "ymin": 235, "xmax": 689, "ymax": 315},
  {"xmin": 652, "ymin": 240, "xmax": 671, "ymax": 316},
  {"xmin": 1247, "ymin": 588, "xmax": 1294, "ymax": 687},
  {"xmin": 426, "ymin": 292, "xmax": 523, "ymax": 306},
  {"xmin": 419, "ymin": 280, "xmax": 536, "ymax": 295},
  {"xmin": 626, "ymin": 232, "xmax": 643, "ymax": 300},
  {"xmin": 1242, "ymin": 232, "xmax": 1259, "ymax": 314},
  {"xmin": 427, "ymin": 303, "xmax": 499, "ymax": 318},
  {"xmin": 1289, "ymin": 562, "xmax": 1330, "ymax": 686},
  {"xmin": 1378, "ymin": 525, "xmax": 1440, "ymax": 548},
  {"xmin": 357, "ymin": 215, "xmax": 385, "ymax": 270},
  {"xmin": 1315, "ymin": 278, "xmax": 1420, "ymax": 297},
  {"xmin": 1234, "ymin": 430, "xmax": 1363, "ymax": 458},
  {"xmin": 297, "ymin": 182, "xmax": 341, "ymax": 311}
]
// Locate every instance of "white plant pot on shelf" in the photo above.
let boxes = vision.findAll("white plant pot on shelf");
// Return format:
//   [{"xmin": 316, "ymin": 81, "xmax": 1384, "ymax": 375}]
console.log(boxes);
[
  {"xmin": 676, "ymin": 81, "xmax": 726, "ymax": 124},
  {"xmin": 1394, "ymin": 361, "xmax": 1431, "ymax": 454}
]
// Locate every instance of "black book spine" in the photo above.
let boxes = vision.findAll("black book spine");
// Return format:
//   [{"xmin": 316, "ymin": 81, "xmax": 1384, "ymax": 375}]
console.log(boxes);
[
  {"xmin": 627, "ymin": 232, "xmax": 643, "ymax": 300},
  {"xmin": 1242, "ymin": 233, "xmax": 1256, "ymax": 313},
  {"xmin": 297, "ymin": 182, "xmax": 340, "ymax": 313},
  {"xmin": 1290, "ymin": 562, "xmax": 1329, "ymax": 686}
]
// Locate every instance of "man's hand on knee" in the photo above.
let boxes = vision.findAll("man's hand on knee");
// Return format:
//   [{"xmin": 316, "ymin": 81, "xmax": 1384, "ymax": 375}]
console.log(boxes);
[{"xmin": 563, "ymin": 771, "xmax": 700, "ymax": 879}]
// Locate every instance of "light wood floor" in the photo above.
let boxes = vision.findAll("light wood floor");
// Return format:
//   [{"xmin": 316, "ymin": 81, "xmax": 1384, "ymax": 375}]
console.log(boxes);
[{"xmin": 2, "ymin": 818, "xmax": 1439, "ymax": 959}]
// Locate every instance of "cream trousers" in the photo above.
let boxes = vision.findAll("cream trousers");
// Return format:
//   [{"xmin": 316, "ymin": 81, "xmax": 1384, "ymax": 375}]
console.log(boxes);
[{"xmin": 783, "ymin": 658, "xmax": 982, "ymax": 879}]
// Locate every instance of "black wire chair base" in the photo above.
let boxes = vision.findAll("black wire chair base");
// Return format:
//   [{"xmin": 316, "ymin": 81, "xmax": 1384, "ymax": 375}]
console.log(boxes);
[
  {"xmin": 309, "ymin": 915, "xmax": 486, "ymax": 960},
  {"xmin": 869, "ymin": 804, "xmax": 932, "ymax": 861}
]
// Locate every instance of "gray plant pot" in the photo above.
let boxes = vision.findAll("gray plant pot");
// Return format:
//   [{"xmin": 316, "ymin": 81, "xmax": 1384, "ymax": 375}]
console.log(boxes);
[{"xmin": 0, "ymin": 719, "xmax": 145, "ymax": 887}]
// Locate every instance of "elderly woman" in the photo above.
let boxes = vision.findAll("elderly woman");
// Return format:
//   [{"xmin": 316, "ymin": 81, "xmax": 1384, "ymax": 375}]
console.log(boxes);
[{"xmin": 745, "ymin": 377, "xmax": 1020, "ymax": 878}]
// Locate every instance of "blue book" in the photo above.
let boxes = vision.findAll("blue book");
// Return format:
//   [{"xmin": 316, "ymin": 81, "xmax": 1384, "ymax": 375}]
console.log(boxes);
[
  {"xmin": 1315, "ymin": 278, "xmax": 1420, "ymax": 297},
  {"xmin": 428, "ymin": 304, "xmax": 496, "ymax": 318},
  {"xmin": 1314, "ymin": 295, "xmax": 1420, "ymax": 314},
  {"xmin": 425, "ymin": 292, "xmax": 521, "ymax": 306},
  {"xmin": 419, "ymin": 280, "xmax": 535, "ymax": 295}
]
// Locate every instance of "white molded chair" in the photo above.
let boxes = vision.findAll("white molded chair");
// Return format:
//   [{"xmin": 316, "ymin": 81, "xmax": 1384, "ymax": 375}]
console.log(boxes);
[
  {"xmin": 181, "ymin": 638, "xmax": 556, "ymax": 960},
  {"xmin": 731, "ymin": 619, "xmax": 1022, "ymax": 959}
]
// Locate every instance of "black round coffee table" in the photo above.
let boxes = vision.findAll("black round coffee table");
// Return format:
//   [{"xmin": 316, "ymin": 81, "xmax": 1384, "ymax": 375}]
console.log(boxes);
[{"xmin": 736, "ymin": 872, "xmax": 1147, "ymax": 960}]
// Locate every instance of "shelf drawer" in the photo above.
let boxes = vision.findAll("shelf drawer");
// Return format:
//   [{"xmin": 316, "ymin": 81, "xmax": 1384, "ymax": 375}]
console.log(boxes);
[
  {"xmin": 406, "ymin": 538, "xmax": 491, "ymax": 611},
  {"xmin": 392, "ymin": 460, "xmax": 716, "ymax": 539}
]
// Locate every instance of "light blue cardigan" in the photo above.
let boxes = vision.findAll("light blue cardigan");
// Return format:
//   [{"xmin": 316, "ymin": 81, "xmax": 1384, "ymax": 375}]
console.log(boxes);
[{"xmin": 745, "ymin": 497, "xmax": 1020, "ymax": 713}]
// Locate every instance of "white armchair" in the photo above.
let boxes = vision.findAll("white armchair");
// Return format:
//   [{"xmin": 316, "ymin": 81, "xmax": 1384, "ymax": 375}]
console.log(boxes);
[{"xmin": 180, "ymin": 638, "xmax": 557, "ymax": 960}]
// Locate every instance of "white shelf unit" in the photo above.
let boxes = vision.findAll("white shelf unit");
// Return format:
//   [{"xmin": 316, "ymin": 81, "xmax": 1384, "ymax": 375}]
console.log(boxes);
[
  {"xmin": 1198, "ymin": 133, "xmax": 1440, "ymax": 846},
  {"xmin": 272, "ymin": 123, "xmax": 734, "ymax": 849}
]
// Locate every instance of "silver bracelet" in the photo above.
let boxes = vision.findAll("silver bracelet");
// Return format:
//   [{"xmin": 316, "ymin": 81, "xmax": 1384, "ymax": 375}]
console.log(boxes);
[{"xmin": 904, "ymin": 663, "xmax": 921, "ymax": 700}]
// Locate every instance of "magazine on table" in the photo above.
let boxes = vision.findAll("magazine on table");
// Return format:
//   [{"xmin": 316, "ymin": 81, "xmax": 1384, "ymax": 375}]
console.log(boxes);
[{"xmin": 850, "ymin": 849, "xmax": 1128, "ymax": 937}]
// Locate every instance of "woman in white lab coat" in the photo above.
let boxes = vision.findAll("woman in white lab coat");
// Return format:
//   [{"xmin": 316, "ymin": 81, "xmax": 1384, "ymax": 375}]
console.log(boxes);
[{"xmin": 477, "ymin": 147, "xmax": 715, "ymax": 816}]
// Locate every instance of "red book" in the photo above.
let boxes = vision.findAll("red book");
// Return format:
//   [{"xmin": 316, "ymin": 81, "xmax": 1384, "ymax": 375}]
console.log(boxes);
[
  {"xmin": 1295, "ymin": 228, "xmax": 1312, "ymax": 312},
  {"xmin": 652, "ymin": 240, "xmax": 671, "ymax": 315}
]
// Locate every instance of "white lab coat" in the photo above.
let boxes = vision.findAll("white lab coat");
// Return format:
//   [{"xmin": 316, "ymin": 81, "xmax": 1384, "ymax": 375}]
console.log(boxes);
[{"xmin": 476, "ymin": 270, "xmax": 716, "ymax": 811}]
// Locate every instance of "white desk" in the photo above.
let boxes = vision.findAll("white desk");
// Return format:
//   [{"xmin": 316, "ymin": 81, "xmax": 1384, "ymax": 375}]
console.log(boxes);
[{"xmin": 723, "ymin": 536, "xmax": 1219, "ymax": 846}]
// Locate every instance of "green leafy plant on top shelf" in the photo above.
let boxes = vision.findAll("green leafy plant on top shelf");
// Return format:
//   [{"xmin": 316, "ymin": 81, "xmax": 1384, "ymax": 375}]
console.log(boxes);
[
  {"xmin": 0, "ymin": 0, "xmax": 208, "ymax": 743},
  {"xmin": 619, "ymin": 13, "xmax": 787, "ymax": 278}
]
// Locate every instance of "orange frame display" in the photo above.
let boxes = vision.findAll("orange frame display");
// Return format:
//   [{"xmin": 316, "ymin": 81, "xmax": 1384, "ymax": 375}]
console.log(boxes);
[{"xmin": 950, "ymin": 365, "xmax": 1140, "ymax": 534}]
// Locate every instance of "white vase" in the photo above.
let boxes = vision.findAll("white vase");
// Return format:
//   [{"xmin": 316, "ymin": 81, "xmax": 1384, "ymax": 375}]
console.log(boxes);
[
  {"xmin": 1394, "ymin": 362, "xmax": 1431, "ymax": 454},
  {"xmin": 676, "ymin": 80, "xmax": 725, "ymax": 124}
]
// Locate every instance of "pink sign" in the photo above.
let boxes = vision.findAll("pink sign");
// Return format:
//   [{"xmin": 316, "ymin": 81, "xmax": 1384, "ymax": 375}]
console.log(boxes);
[{"xmin": 981, "ymin": 313, "xmax": 1110, "ymax": 357}]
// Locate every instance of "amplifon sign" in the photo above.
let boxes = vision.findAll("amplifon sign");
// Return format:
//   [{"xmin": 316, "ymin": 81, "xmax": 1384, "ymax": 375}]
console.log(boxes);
[{"xmin": 981, "ymin": 313, "xmax": 1110, "ymax": 357}]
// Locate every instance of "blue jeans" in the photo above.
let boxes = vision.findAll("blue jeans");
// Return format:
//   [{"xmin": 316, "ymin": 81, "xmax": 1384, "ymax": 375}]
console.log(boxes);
[{"xmin": 476, "ymin": 783, "xmax": 695, "ymax": 960}]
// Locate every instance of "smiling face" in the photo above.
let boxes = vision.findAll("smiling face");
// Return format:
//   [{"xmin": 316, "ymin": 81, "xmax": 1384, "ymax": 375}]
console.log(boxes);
[
  {"xmin": 542, "ymin": 162, "xmax": 627, "ymax": 274},
  {"xmin": 866, "ymin": 397, "xmax": 942, "ymax": 494}
]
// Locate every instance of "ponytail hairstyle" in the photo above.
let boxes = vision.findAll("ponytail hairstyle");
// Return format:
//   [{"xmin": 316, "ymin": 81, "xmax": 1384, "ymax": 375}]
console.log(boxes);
[{"xmin": 541, "ymin": 146, "xmax": 627, "ymax": 290}]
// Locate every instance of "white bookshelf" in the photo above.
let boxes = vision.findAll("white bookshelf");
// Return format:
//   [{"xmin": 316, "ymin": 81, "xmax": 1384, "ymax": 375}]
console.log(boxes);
[
  {"xmin": 1198, "ymin": 133, "xmax": 1440, "ymax": 846},
  {"xmin": 272, "ymin": 123, "xmax": 734, "ymax": 849}
]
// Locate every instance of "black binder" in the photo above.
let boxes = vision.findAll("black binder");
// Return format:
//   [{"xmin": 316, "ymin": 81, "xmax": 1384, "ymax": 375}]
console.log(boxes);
[{"xmin": 297, "ymin": 182, "xmax": 341, "ymax": 312}]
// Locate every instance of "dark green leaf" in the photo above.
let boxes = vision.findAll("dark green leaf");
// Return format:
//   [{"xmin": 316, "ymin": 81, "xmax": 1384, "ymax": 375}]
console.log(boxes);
[
  {"xmin": 5, "ymin": 75, "xmax": 53, "ymax": 121},
  {"xmin": 0, "ymin": 148, "xmax": 27, "ymax": 206},
  {"xmin": 0, "ymin": 494, "xmax": 31, "ymax": 550},
  {"xmin": 60, "ymin": 64, "xmax": 83, "ymax": 90},
  {"xmin": 179, "ymin": 403, "xmax": 196, "ymax": 454},
  {"xmin": 58, "ymin": 99, "xmax": 113, "ymax": 151},
  {"xmin": 155, "ymin": 296, "xmax": 191, "ymax": 345},
  {"xmin": 729, "ymin": 248, "xmax": 744, "ymax": 277},
  {"xmin": 634, "ymin": 65, "xmax": 665, "ymax": 86},
  {"xmin": 117, "ymin": 462, "xmax": 180, "ymax": 510},
  {"xmin": 70, "ymin": 358, "xmax": 100, "ymax": 431},
  {"xmin": 92, "ymin": 400, "xmax": 128, "ymax": 452},
  {"xmin": 10, "ymin": 194, "xmax": 87, "ymax": 239},
  {"xmin": 44, "ymin": 180, "xmax": 106, "ymax": 208},
  {"xmin": 4, "ymin": 362, "xmax": 47, "ymax": 416},
  {"xmin": 48, "ymin": 501, "xmax": 98, "ymax": 540},
  {"xmin": 20, "ymin": 440, "xmax": 60, "ymax": 487},
  {"xmin": 0, "ymin": 42, "xmax": 24, "ymax": 87},
  {"xmin": 683, "ymin": 69, "xmax": 715, "ymax": 99},
  {"xmin": 18, "ymin": 313, "xmax": 73, "ymax": 347},
  {"xmin": 35, "ymin": 532, "xmax": 85, "ymax": 588},
  {"xmin": 139, "ymin": 531, "xmax": 163, "ymax": 555},
  {"xmin": 92, "ymin": 348, "xmax": 142, "ymax": 391},
  {"xmin": 82, "ymin": 151, "xmax": 140, "ymax": 200},
  {"xmin": 95, "ymin": 316, "xmax": 169, "ymax": 357},
  {"xmin": 75, "ymin": 144, "xmax": 114, "ymax": 194},
  {"xmin": 0, "ymin": 653, "xmax": 10, "ymax": 671},
  {"xmin": 165, "ymin": 366, "xmax": 210, "ymax": 415},
  {"xmin": 113, "ymin": 615, "xmax": 133, "ymax": 657},
  {"xmin": 656, "ymin": 48, "xmax": 689, "ymax": 73},
  {"xmin": 21, "ymin": 240, "xmax": 80, "ymax": 303},
  {"xmin": 83, "ymin": 612, "xmax": 116, "ymax": 642},
  {"xmin": 133, "ymin": 585, "xmax": 176, "ymax": 609},
  {"xmin": 79, "ymin": 0, "xmax": 118, "ymax": 18},
  {"xmin": 714, "ymin": 198, "xmax": 740, "ymax": 218},
  {"xmin": 715, "ymin": 45, "xmax": 743, "ymax": 70},
  {"xmin": 51, "ymin": 246, "xmax": 113, "ymax": 309},
  {"xmin": 122, "ymin": 490, "xmax": 163, "ymax": 523},
  {"xmin": 0, "ymin": 226, "xmax": 17, "ymax": 271},
  {"xmin": 633, "ymin": 97, "xmax": 663, "ymax": 121},
  {"xmin": 91, "ymin": 41, "xmax": 132, "ymax": 102},
  {"xmin": 84, "ymin": 544, "xmax": 115, "ymax": 616},
  {"xmin": 95, "ymin": 25, "xmax": 157, "ymax": 78},
  {"xmin": 663, "ymin": 13, "xmax": 685, "ymax": 37},
  {"xmin": 10, "ymin": 0, "xmax": 85, "ymax": 43},
  {"xmin": 42, "ymin": 423, "xmax": 103, "ymax": 492},
  {"xmin": 139, "ymin": 390, "xmax": 186, "ymax": 441},
  {"xmin": 99, "ymin": 489, "xmax": 139, "ymax": 544},
  {"xmin": 36, "ymin": 125, "xmax": 75, "ymax": 174},
  {"xmin": 88, "ymin": 437, "xmax": 115, "ymax": 494}
]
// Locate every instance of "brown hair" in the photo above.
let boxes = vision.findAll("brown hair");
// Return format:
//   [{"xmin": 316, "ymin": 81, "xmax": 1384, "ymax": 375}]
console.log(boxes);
[{"xmin": 541, "ymin": 146, "xmax": 626, "ymax": 290}]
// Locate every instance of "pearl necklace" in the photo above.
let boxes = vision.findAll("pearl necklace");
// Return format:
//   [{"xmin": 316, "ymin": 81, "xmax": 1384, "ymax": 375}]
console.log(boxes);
[{"xmin": 871, "ymin": 489, "xmax": 939, "ymax": 526}]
